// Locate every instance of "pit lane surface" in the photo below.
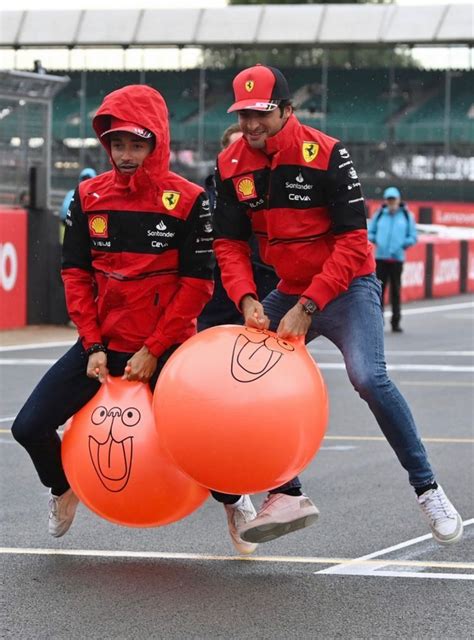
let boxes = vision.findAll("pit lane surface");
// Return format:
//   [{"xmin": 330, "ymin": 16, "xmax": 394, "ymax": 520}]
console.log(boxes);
[{"xmin": 1, "ymin": 296, "xmax": 473, "ymax": 639}]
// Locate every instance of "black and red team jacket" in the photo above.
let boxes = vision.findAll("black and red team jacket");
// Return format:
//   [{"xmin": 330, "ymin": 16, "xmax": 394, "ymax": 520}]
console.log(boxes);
[
  {"xmin": 213, "ymin": 114, "xmax": 375, "ymax": 311},
  {"xmin": 62, "ymin": 85, "xmax": 214, "ymax": 357}
]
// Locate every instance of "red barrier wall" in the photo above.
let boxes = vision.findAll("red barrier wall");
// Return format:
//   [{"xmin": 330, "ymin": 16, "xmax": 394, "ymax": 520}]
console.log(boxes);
[
  {"xmin": 401, "ymin": 243, "xmax": 427, "ymax": 302},
  {"xmin": 431, "ymin": 241, "xmax": 462, "ymax": 298},
  {"xmin": 0, "ymin": 208, "xmax": 28, "ymax": 329},
  {"xmin": 466, "ymin": 240, "xmax": 474, "ymax": 293}
]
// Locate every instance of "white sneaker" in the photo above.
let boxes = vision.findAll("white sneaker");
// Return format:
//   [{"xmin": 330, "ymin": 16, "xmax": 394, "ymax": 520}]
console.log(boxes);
[
  {"xmin": 224, "ymin": 495, "xmax": 258, "ymax": 555},
  {"xmin": 240, "ymin": 493, "xmax": 319, "ymax": 544},
  {"xmin": 48, "ymin": 488, "xmax": 79, "ymax": 538},
  {"xmin": 417, "ymin": 485, "xmax": 463, "ymax": 545}
]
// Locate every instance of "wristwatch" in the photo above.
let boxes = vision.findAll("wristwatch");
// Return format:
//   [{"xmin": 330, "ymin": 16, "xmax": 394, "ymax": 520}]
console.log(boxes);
[{"xmin": 299, "ymin": 297, "xmax": 319, "ymax": 316}]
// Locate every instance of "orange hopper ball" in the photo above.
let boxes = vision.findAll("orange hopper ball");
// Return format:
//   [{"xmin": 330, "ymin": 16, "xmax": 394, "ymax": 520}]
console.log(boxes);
[
  {"xmin": 62, "ymin": 376, "xmax": 209, "ymax": 527},
  {"xmin": 153, "ymin": 326, "xmax": 329, "ymax": 494}
]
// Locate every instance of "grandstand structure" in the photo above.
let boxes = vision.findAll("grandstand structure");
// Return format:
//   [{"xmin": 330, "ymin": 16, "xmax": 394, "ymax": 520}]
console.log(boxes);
[{"xmin": 0, "ymin": 4, "xmax": 473, "ymax": 205}]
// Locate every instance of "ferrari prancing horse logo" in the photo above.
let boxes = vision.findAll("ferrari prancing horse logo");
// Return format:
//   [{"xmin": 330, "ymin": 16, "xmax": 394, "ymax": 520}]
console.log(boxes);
[
  {"xmin": 245, "ymin": 80, "xmax": 254, "ymax": 92},
  {"xmin": 162, "ymin": 191, "xmax": 180, "ymax": 211},
  {"xmin": 302, "ymin": 141, "xmax": 320, "ymax": 164}
]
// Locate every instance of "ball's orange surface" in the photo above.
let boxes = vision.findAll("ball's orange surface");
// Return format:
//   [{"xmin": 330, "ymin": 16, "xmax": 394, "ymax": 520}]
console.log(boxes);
[
  {"xmin": 153, "ymin": 326, "xmax": 328, "ymax": 494},
  {"xmin": 62, "ymin": 376, "xmax": 209, "ymax": 527}
]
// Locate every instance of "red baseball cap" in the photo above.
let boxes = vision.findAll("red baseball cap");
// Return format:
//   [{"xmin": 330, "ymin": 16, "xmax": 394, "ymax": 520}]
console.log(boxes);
[
  {"xmin": 227, "ymin": 64, "xmax": 290, "ymax": 113},
  {"xmin": 101, "ymin": 117, "xmax": 153, "ymax": 139}
]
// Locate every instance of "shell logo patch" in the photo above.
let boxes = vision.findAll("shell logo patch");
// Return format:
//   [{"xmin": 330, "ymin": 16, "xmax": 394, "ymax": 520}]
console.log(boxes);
[
  {"xmin": 245, "ymin": 80, "xmax": 254, "ymax": 93},
  {"xmin": 162, "ymin": 191, "xmax": 180, "ymax": 211},
  {"xmin": 89, "ymin": 214, "xmax": 108, "ymax": 238},
  {"xmin": 233, "ymin": 175, "xmax": 257, "ymax": 201},
  {"xmin": 302, "ymin": 142, "xmax": 320, "ymax": 163}
]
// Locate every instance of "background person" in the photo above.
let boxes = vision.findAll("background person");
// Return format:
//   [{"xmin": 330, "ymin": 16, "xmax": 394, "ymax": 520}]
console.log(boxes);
[
  {"xmin": 59, "ymin": 167, "xmax": 97, "ymax": 223},
  {"xmin": 368, "ymin": 186, "xmax": 418, "ymax": 333},
  {"xmin": 212, "ymin": 63, "xmax": 463, "ymax": 549},
  {"xmin": 198, "ymin": 123, "xmax": 278, "ymax": 331}
]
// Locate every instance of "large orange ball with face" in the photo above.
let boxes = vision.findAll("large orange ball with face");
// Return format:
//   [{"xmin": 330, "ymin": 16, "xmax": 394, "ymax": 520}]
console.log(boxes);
[
  {"xmin": 153, "ymin": 326, "xmax": 329, "ymax": 494},
  {"xmin": 62, "ymin": 377, "xmax": 209, "ymax": 527}
]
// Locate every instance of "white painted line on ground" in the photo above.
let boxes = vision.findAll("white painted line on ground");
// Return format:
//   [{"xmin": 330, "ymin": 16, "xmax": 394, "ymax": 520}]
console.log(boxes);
[
  {"xmin": 0, "ymin": 416, "xmax": 15, "ymax": 423},
  {"xmin": 315, "ymin": 518, "xmax": 474, "ymax": 580},
  {"xmin": 1, "ymin": 358, "xmax": 473, "ymax": 373},
  {"xmin": 399, "ymin": 381, "xmax": 474, "ymax": 387},
  {"xmin": 0, "ymin": 428, "xmax": 471, "ymax": 444},
  {"xmin": 340, "ymin": 570, "xmax": 474, "ymax": 581},
  {"xmin": 311, "ymin": 349, "xmax": 474, "ymax": 357},
  {"xmin": 319, "ymin": 363, "xmax": 474, "ymax": 373},
  {"xmin": 325, "ymin": 435, "xmax": 474, "ymax": 443},
  {"xmin": 0, "ymin": 546, "xmax": 472, "ymax": 571},
  {"xmin": 0, "ymin": 359, "xmax": 56, "ymax": 365},
  {"xmin": 386, "ymin": 301, "xmax": 474, "ymax": 316},
  {"xmin": 320, "ymin": 445, "xmax": 357, "ymax": 451},
  {"xmin": 0, "ymin": 341, "xmax": 75, "ymax": 352}
]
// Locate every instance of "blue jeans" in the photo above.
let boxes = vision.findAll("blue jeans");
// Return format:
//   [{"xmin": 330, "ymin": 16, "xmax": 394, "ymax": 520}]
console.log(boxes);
[{"xmin": 263, "ymin": 274, "xmax": 434, "ymax": 489}]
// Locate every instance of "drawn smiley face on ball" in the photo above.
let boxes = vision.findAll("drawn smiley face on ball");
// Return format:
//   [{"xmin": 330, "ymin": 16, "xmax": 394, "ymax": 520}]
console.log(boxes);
[
  {"xmin": 230, "ymin": 327, "xmax": 295, "ymax": 383},
  {"xmin": 88, "ymin": 404, "xmax": 141, "ymax": 492}
]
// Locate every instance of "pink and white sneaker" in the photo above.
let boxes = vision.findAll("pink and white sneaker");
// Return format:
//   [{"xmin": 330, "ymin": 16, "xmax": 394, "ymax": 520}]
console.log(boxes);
[
  {"xmin": 240, "ymin": 493, "xmax": 319, "ymax": 544},
  {"xmin": 48, "ymin": 488, "xmax": 79, "ymax": 537},
  {"xmin": 224, "ymin": 495, "xmax": 258, "ymax": 555}
]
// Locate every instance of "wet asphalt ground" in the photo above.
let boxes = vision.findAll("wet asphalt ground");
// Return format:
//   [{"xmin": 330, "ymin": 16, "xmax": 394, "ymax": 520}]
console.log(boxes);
[{"xmin": 1, "ymin": 295, "xmax": 473, "ymax": 639}]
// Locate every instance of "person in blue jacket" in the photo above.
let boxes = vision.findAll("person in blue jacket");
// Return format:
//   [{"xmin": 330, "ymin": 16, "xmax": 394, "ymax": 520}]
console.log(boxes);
[
  {"xmin": 368, "ymin": 186, "xmax": 418, "ymax": 332},
  {"xmin": 59, "ymin": 167, "xmax": 97, "ymax": 223}
]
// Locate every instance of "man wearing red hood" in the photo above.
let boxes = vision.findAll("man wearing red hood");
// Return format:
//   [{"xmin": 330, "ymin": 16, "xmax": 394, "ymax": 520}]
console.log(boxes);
[{"xmin": 12, "ymin": 85, "xmax": 215, "ymax": 538}]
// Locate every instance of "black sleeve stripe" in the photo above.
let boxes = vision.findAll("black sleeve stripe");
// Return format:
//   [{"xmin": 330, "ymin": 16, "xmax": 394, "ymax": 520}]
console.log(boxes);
[
  {"xmin": 325, "ymin": 142, "xmax": 368, "ymax": 235},
  {"xmin": 62, "ymin": 188, "xmax": 94, "ymax": 271},
  {"xmin": 213, "ymin": 165, "xmax": 252, "ymax": 241},
  {"xmin": 179, "ymin": 192, "xmax": 215, "ymax": 280}
]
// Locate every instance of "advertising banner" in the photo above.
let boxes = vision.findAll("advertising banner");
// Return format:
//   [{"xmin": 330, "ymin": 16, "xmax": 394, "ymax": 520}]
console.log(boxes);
[
  {"xmin": 401, "ymin": 243, "xmax": 427, "ymax": 302},
  {"xmin": 0, "ymin": 208, "xmax": 27, "ymax": 329},
  {"xmin": 466, "ymin": 240, "xmax": 474, "ymax": 293},
  {"xmin": 432, "ymin": 203, "xmax": 474, "ymax": 227},
  {"xmin": 431, "ymin": 241, "xmax": 461, "ymax": 298}
]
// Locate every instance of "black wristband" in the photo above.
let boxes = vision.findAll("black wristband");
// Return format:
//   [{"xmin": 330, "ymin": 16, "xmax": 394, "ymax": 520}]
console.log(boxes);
[{"xmin": 86, "ymin": 343, "xmax": 107, "ymax": 356}]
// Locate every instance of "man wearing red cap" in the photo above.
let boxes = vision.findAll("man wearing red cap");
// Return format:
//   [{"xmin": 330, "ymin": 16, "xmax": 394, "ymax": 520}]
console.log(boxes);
[
  {"xmin": 212, "ymin": 64, "xmax": 463, "ymax": 549},
  {"xmin": 12, "ymin": 85, "xmax": 215, "ymax": 538}
]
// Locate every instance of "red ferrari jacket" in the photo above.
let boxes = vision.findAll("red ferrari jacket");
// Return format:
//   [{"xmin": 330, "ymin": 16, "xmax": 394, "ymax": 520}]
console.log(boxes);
[
  {"xmin": 62, "ymin": 85, "xmax": 214, "ymax": 357},
  {"xmin": 213, "ymin": 114, "xmax": 375, "ymax": 311}
]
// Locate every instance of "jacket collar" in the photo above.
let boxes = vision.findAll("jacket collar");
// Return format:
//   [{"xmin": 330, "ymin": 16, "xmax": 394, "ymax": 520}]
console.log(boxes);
[{"xmin": 264, "ymin": 114, "xmax": 300, "ymax": 157}]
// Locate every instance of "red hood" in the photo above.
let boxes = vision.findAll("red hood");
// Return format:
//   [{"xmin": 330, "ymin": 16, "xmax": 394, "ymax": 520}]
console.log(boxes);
[{"xmin": 93, "ymin": 84, "xmax": 170, "ymax": 190}]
